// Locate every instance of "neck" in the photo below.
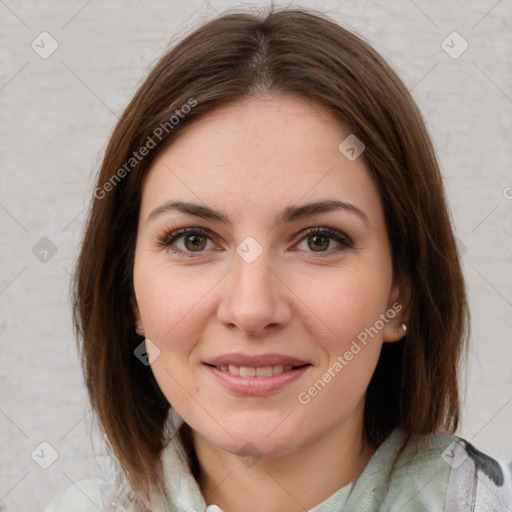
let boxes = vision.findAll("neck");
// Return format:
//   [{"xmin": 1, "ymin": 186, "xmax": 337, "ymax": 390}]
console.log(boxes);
[{"xmin": 191, "ymin": 415, "xmax": 375, "ymax": 512}]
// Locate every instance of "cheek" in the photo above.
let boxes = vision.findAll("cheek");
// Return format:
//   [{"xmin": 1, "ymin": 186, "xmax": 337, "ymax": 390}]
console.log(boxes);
[
  {"xmin": 293, "ymin": 264, "xmax": 391, "ymax": 345},
  {"xmin": 133, "ymin": 264, "xmax": 212, "ymax": 410},
  {"xmin": 134, "ymin": 259, "xmax": 214, "ymax": 349},
  {"xmin": 291, "ymin": 270, "xmax": 388, "ymax": 413},
  {"xmin": 290, "ymin": 264, "xmax": 392, "ymax": 408}
]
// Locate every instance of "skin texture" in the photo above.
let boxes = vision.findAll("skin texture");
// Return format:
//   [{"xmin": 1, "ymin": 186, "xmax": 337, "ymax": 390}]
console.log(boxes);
[{"xmin": 132, "ymin": 93, "xmax": 409, "ymax": 512}]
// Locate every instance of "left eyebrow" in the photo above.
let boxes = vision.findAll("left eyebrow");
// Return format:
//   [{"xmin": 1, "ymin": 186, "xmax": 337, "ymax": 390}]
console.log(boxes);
[
  {"xmin": 276, "ymin": 199, "xmax": 370, "ymax": 227},
  {"xmin": 146, "ymin": 199, "xmax": 370, "ymax": 227}
]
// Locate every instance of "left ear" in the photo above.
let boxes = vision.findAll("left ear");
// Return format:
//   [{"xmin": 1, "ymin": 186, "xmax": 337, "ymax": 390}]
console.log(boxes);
[{"xmin": 382, "ymin": 276, "xmax": 411, "ymax": 343}]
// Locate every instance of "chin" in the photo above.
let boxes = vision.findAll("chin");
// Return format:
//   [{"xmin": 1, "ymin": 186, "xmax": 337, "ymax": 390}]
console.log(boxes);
[{"xmin": 205, "ymin": 424, "xmax": 299, "ymax": 460}]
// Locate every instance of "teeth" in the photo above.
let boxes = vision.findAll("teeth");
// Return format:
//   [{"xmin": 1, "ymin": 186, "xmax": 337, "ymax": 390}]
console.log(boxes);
[
  {"xmin": 256, "ymin": 366, "xmax": 272, "ymax": 377},
  {"xmin": 228, "ymin": 364, "xmax": 240, "ymax": 376},
  {"xmin": 240, "ymin": 366, "xmax": 256, "ymax": 377},
  {"xmin": 216, "ymin": 364, "xmax": 299, "ymax": 377}
]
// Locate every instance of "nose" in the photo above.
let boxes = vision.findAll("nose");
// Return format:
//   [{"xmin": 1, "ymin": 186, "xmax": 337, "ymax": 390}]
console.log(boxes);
[{"xmin": 216, "ymin": 249, "xmax": 293, "ymax": 337}]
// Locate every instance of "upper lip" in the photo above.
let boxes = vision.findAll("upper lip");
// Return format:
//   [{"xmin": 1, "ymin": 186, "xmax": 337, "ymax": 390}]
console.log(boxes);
[{"xmin": 204, "ymin": 353, "xmax": 311, "ymax": 367}]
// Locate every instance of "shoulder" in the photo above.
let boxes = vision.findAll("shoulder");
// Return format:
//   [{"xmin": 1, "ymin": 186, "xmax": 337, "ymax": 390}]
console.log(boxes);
[
  {"xmin": 374, "ymin": 429, "xmax": 512, "ymax": 511},
  {"xmin": 442, "ymin": 436, "xmax": 512, "ymax": 511},
  {"xmin": 44, "ymin": 478, "xmax": 106, "ymax": 511},
  {"xmin": 44, "ymin": 478, "xmax": 138, "ymax": 512},
  {"xmin": 374, "ymin": 430, "xmax": 455, "ymax": 510}
]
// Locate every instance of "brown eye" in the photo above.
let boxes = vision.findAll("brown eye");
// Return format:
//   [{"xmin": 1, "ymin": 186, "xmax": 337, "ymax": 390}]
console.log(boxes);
[
  {"xmin": 307, "ymin": 234, "xmax": 330, "ymax": 251},
  {"xmin": 158, "ymin": 228, "xmax": 215, "ymax": 257},
  {"xmin": 182, "ymin": 233, "xmax": 208, "ymax": 251},
  {"xmin": 296, "ymin": 227, "xmax": 352, "ymax": 255}
]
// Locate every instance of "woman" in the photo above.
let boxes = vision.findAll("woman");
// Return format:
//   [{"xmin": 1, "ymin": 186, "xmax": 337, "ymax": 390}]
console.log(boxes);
[{"xmin": 45, "ymin": 7, "xmax": 512, "ymax": 512}]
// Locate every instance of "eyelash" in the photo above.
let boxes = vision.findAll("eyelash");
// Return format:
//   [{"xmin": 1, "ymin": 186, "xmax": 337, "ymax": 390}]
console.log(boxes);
[{"xmin": 155, "ymin": 226, "xmax": 353, "ymax": 259}]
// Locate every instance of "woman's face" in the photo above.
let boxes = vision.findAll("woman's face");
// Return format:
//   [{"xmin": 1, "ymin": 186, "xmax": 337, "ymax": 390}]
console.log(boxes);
[{"xmin": 132, "ymin": 93, "xmax": 408, "ymax": 459}]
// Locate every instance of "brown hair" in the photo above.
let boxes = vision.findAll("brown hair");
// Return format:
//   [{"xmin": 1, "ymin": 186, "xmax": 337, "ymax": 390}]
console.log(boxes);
[{"xmin": 72, "ymin": 5, "xmax": 469, "ymax": 503}]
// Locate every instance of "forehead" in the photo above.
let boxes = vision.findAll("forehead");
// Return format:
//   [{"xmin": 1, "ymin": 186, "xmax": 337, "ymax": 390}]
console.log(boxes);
[
  {"xmin": 161, "ymin": 93, "xmax": 347, "ymax": 173},
  {"xmin": 140, "ymin": 94, "xmax": 383, "ymax": 225}
]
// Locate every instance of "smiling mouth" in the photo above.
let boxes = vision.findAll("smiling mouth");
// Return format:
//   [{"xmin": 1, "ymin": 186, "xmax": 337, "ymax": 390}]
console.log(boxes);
[{"xmin": 205, "ymin": 363, "xmax": 311, "ymax": 377}]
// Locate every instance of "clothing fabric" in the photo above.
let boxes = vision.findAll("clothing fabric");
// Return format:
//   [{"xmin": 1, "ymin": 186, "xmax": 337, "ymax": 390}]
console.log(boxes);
[{"xmin": 44, "ymin": 411, "xmax": 512, "ymax": 512}]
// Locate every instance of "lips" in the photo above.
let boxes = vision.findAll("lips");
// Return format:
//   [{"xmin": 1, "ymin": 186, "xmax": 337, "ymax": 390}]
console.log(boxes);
[
  {"xmin": 204, "ymin": 359, "xmax": 312, "ymax": 395},
  {"xmin": 212, "ymin": 363, "xmax": 301, "ymax": 377},
  {"xmin": 204, "ymin": 352, "xmax": 310, "ymax": 368},
  {"xmin": 203, "ymin": 352, "xmax": 311, "ymax": 385}
]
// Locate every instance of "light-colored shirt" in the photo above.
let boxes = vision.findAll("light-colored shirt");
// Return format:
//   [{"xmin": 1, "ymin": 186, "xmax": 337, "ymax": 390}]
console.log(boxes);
[{"xmin": 44, "ymin": 420, "xmax": 512, "ymax": 512}]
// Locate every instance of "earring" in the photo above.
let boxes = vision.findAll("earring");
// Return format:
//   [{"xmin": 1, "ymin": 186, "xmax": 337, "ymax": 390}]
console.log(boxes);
[{"xmin": 401, "ymin": 322, "xmax": 407, "ymax": 333}]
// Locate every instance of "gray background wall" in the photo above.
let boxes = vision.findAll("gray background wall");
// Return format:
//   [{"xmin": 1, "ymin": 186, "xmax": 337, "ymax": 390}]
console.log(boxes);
[{"xmin": 1, "ymin": 1, "xmax": 511, "ymax": 510}]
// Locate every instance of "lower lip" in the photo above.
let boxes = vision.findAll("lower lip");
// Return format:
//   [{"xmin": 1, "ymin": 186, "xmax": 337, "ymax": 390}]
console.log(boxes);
[{"xmin": 204, "ymin": 364, "xmax": 312, "ymax": 396}]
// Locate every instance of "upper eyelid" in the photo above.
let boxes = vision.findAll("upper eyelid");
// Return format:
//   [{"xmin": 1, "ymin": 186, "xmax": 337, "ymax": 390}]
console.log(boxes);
[{"xmin": 159, "ymin": 226, "xmax": 352, "ymax": 250}]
